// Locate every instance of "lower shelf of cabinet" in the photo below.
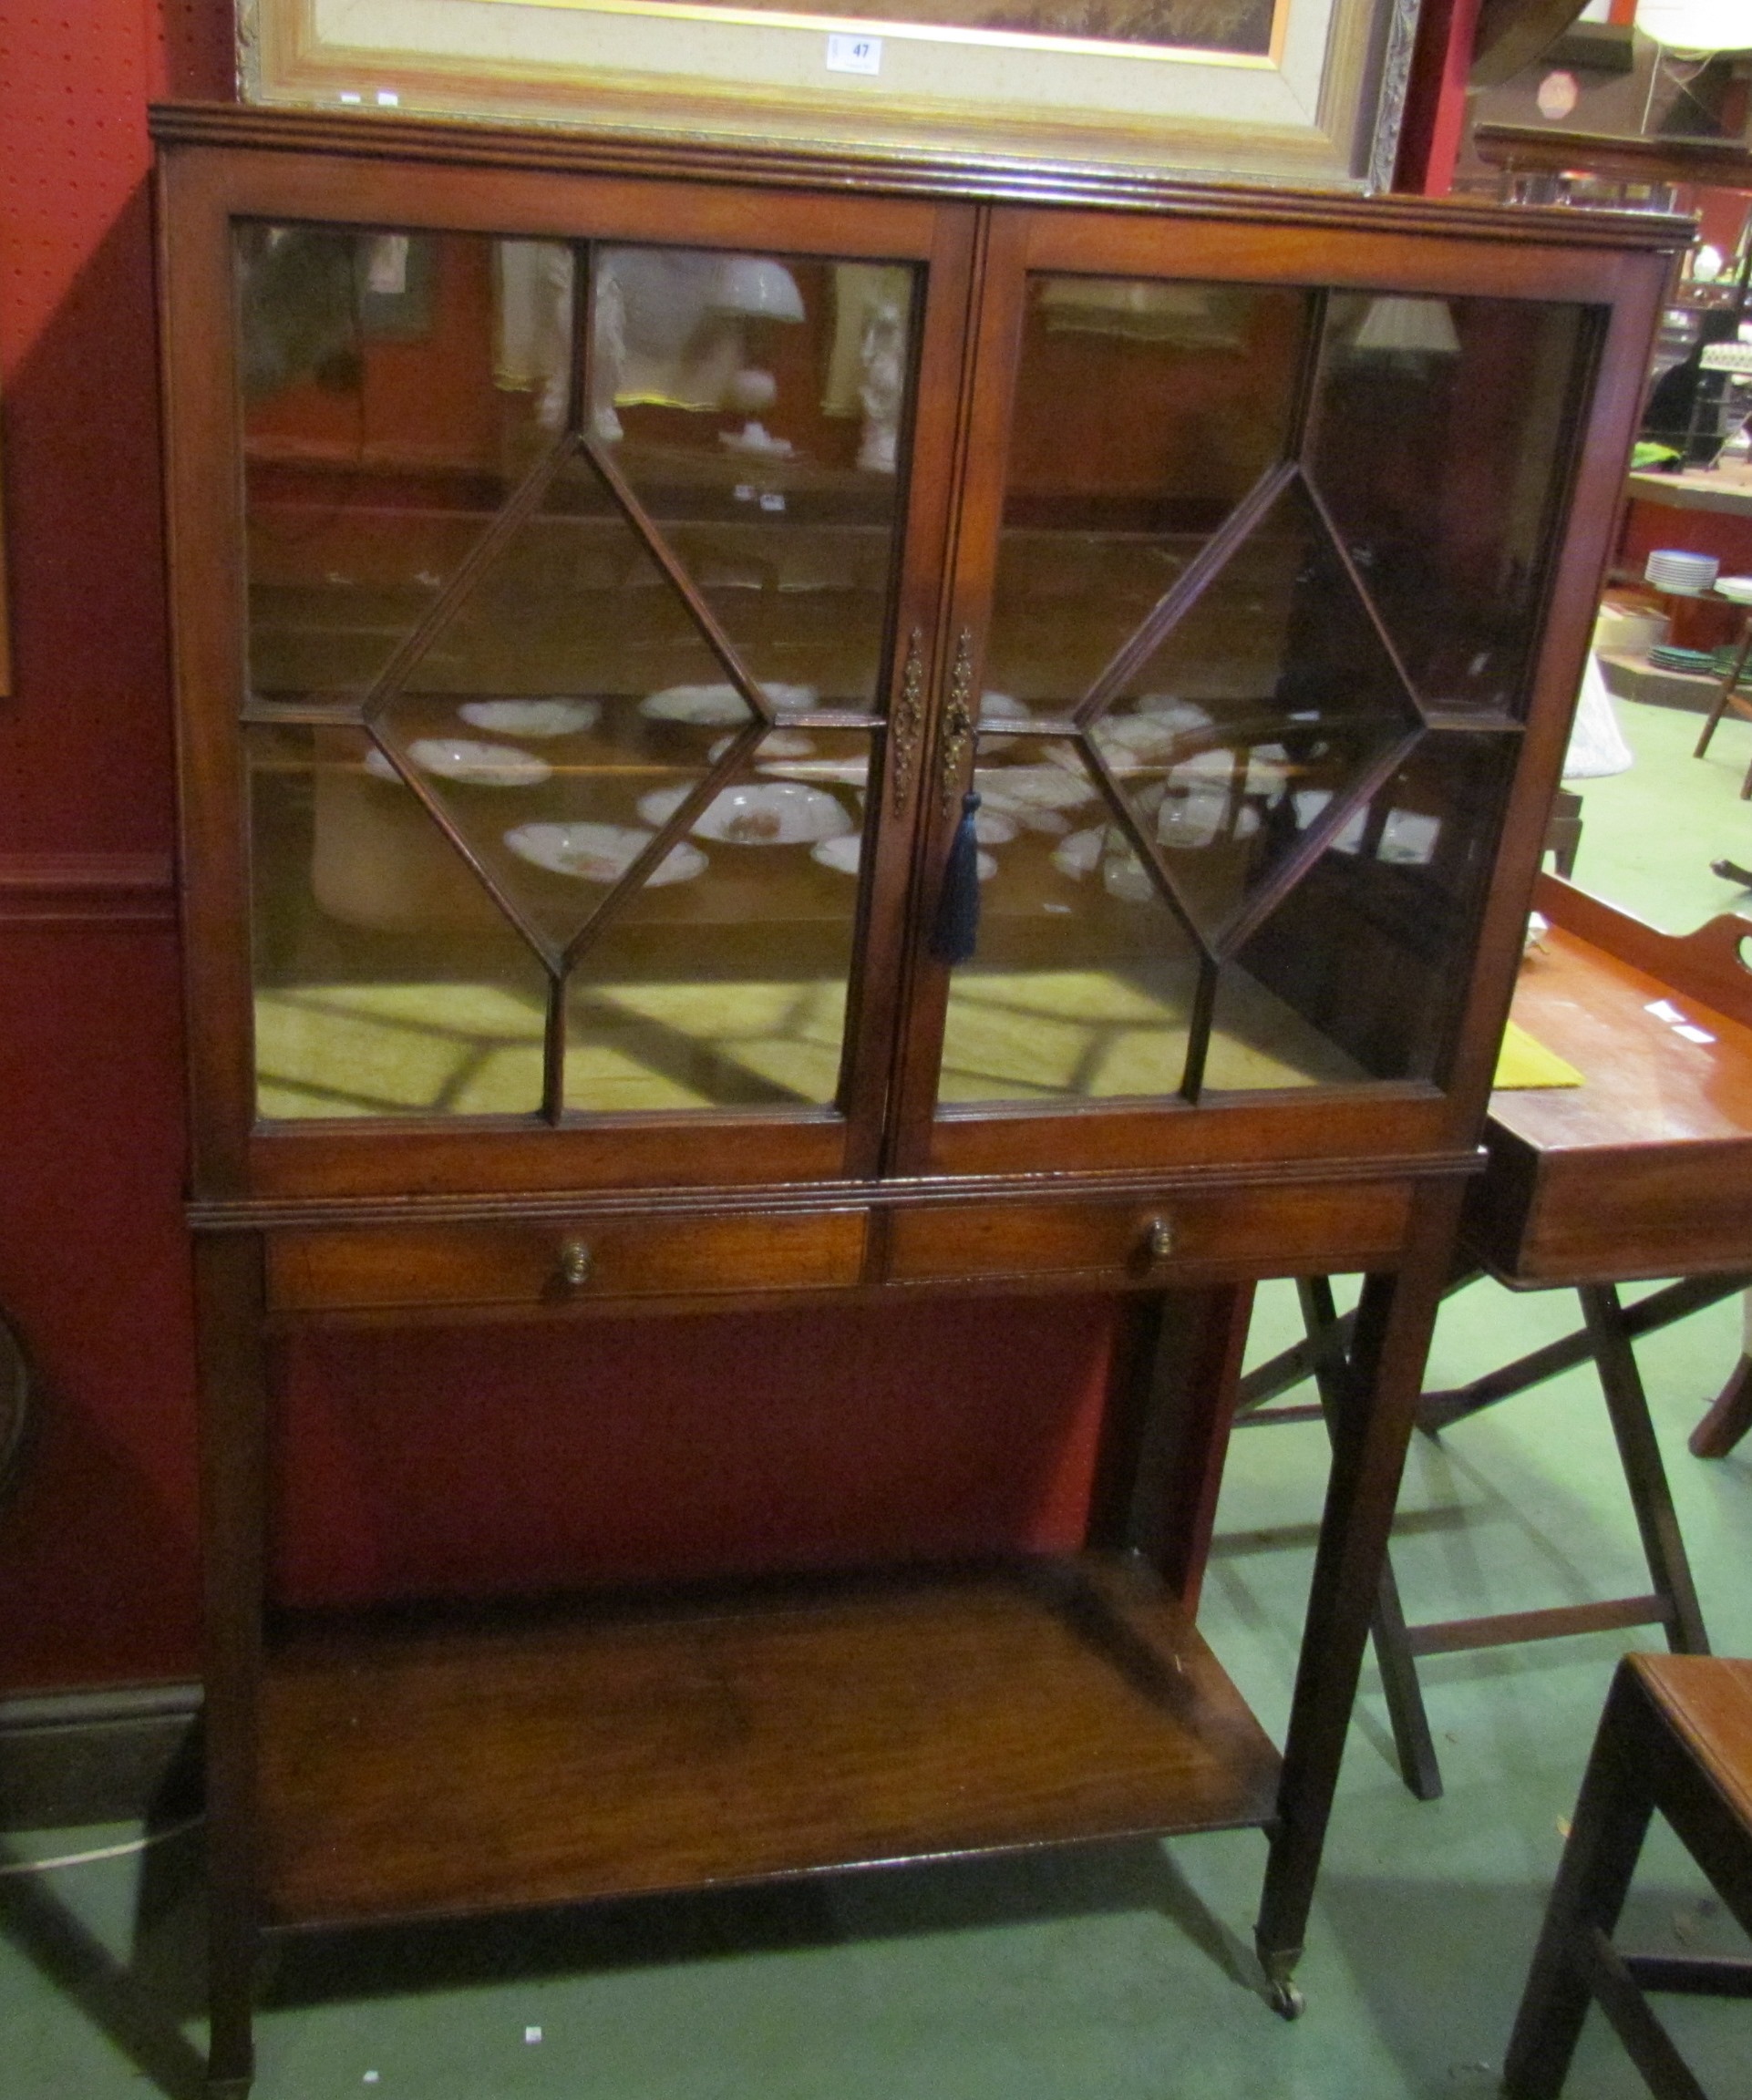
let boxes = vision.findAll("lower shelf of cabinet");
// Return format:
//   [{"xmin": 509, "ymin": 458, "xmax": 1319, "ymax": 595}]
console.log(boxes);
[{"xmin": 256, "ymin": 1556, "xmax": 1281, "ymax": 1930}]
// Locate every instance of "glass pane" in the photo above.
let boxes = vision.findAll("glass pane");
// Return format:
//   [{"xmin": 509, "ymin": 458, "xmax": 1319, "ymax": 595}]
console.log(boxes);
[
  {"xmin": 938, "ymin": 736, "xmax": 1201, "ymax": 1105},
  {"xmin": 375, "ymin": 453, "xmax": 778, "ymax": 959},
  {"xmin": 239, "ymin": 225, "xmax": 572, "ymax": 707},
  {"xmin": 1214, "ymin": 731, "xmax": 1516, "ymax": 1088},
  {"xmin": 561, "ymin": 727, "xmax": 871, "ymax": 1113},
  {"xmin": 248, "ymin": 723, "xmax": 550, "ymax": 1118},
  {"xmin": 598, "ymin": 249, "xmax": 915, "ymax": 711},
  {"xmin": 1092, "ymin": 478, "xmax": 1422, "ymax": 948},
  {"xmin": 1311, "ymin": 295, "xmax": 1587, "ymax": 715},
  {"xmin": 984, "ymin": 277, "xmax": 1309, "ymax": 713}
]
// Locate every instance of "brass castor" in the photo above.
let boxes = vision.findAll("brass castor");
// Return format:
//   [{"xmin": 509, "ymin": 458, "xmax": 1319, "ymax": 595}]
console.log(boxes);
[{"xmin": 1268, "ymin": 1978, "xmax": 1306, "ymax": 2020}]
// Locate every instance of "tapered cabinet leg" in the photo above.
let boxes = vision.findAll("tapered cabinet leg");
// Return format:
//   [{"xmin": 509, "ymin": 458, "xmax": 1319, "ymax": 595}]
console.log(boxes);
[
  {"xmin": 194, "ymin": 1231, "xmax": 269, "ymax": 2099},
  {"xmin": 1255, "ymin": 1184, "xmax": 1463, "ymax": 1987},
  {"xmin": 1297, "ymin": 1278, "xmax": 1444, "ymax": 1802}
]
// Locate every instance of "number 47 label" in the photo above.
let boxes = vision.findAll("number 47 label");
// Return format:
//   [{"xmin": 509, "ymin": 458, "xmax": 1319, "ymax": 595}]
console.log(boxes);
[{"xmin": 826, "ymin": 32, "xmax": 882, "ymax": 74}]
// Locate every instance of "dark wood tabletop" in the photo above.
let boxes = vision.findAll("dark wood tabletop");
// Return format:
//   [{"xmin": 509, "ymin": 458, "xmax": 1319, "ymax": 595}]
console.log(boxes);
[{"xmin": 1466, "ymin": 874, "xmax": 1752, "ymax": 1287}]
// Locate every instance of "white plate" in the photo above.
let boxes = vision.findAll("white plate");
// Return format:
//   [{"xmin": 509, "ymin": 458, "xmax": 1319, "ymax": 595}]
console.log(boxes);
[
  {"xmin": 408, "ymin": 738, "xmax": 551, "ymax": 788},
  {"xmin": 504, "ymin": 822, "xmax": 706, "ymax": 885},
  {"xmin": 457, "ymin": 699, "xmax": 599, "ymax": 737},
  {"xmin": 709, "ymin": 729, "xmax": 816, "ymax": 762},
  {"xmin": 974, "ymin": 763, "xmax": 1097, "ymax": 812},
  {"xmin": 1051, "ymin": 826, "xmax": 1105, "ymax": 879},
  {"xmin": 636, "ymin": 780, "xmax": 855, "ymax": 845},
  {"xmin": 759, "ymin": 756, "xmax": 872, "ymax": 788},
  {"xmin": 811, "ymin": 835, "xmax": 862, "ymax": 875},
  {"xmin": 639, "ymin": 681, "xmax": 818, "ymax": 725},
  {"xmin": 1716, "ymin": 576, "xmax": 1752, "ymax": 604}
]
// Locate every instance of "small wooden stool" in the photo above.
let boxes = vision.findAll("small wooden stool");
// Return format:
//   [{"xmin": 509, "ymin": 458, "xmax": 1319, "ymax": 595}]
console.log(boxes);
[{"xmin": 1503, "ymin": 1652, "xmax": 1752, "ymax": 2098}]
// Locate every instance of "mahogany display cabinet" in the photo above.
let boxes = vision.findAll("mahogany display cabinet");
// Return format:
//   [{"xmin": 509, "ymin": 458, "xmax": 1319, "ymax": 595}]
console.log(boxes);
[{"xmin": 150, "ymin": 103, "xmax": 1685, "ymax": 2094}]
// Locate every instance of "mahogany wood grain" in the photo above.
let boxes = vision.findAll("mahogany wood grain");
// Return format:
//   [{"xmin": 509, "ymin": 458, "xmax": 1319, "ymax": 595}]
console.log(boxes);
[
  {"xmin": 1019, "ymin": 211, "xmax": 1660, "ymax": 306},
  {"xmin": 1439, "ymin": 264, "xmax": 1675, "ymax": 1135},
  {"xmin": 1640, "ymin": 1654, "xmax": 1752, "ymax": 1836},
  {"xmin": 257, "ymin": 1558, "xmax": 1280, "ymax": 1926},
  {"xmin": 1690, "ymin": 1357, "xmax": 1752, "ymax": 1460},
  {"xmin": 151, "ymin": 111, "xmax": 1688, "ymax": 2085},
  {"xmin": 1254, "ymin": 1176, "xmax": 1468, "ymax": 1975},
  {"xmin": 1087, "ymin": 1287, "xmax": 1254, "ymax": 1613},
  {"xmin": 1502, "ymin": 1652, "xmax": 1752, "ymax": 2100},
  {"xmin": 266, "ymin": 1210, "xmax": 869, "ymax": 1314},
  {"xmin": 1533, "ymin": 874, "xmax": 1752, "ymax": 1029},
  {"xmin": 194, "ymin": 1233, "xmax": 270, "ymax": 2093},
  {"xmin": 885, "ymin": 1182, "xmax": 1412, "ymax": 1287},
  {"xmin": 837, "ymin": 204, "xmax": 980, "ymax": 1182},
  {"xmin": 149, "ymin": 106, "xmax": 1695, "ymax": 257},
  {"xmin": 1469, "ymin": 884, "xmax": 1752, "ymax": 1285}
]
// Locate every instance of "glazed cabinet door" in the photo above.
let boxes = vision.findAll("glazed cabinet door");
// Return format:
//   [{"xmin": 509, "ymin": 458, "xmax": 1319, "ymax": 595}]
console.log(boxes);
[
  {"xmin": 889, "ymin": 206, "xmax": 1618, "ymax": 1179},
  {"xmin": 160, "ymin": 149, "xmax": 975, "ymax": 1199}
]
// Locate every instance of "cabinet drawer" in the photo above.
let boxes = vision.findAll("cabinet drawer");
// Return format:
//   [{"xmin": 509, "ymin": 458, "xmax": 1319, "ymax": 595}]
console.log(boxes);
[
  {"xmin": 267, "ymin": 1211, "xmax": 869, "ymax": 1313},
  {"xmin": 884, "ymin": 1183, "xmax": 1412, "ymax": 1286}
]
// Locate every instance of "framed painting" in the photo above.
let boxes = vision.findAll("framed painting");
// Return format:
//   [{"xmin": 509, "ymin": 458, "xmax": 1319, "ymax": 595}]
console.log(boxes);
[{"xmin": 237, "ymin": 0, "xmax": 1424, "ymax": 189}]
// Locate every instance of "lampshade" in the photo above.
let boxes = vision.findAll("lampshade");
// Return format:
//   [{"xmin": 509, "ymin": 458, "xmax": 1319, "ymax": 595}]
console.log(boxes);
[
  {"xmin": 1633, "ymin": 0, "xmax": 1752, "ymax": 54},
  {"xmin": 710, "ymin": 256, "xmax": 806, "ymax": 323},
  {"xmin": 1352, "ymin": 296, "xmax": 1462, "ymax": 356}
]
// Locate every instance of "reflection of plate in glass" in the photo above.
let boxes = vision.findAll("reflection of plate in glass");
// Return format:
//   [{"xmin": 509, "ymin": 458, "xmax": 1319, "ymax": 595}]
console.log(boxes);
[
  {"xmin": 458, "ymin": 698, "xmax": 600, "ymax": 737},
  {"xmin": 1379, "ymin": 809, "xmax": 1440, "ymax": 866},
  {"xmin": 974, "ymin": 764, "xmax": 1097, "ymax": 813},
  {"xmin": 811, "ymin": 835, "xmax": 862, "ymax": 876},
  {"xmin": 1052, "ymin": 826, "xmax": 1105, "ymax": 880},
  {"xmin": 504, "ymin": 822, "xmax": 706, "ymax": 885},
  {"xmin": 637, "ymin": 781, "xmax": 855, "ymax": 845},
  {"xmin": 757, "ymin": 756, "xmax": 871, "ymax": 788},
  {"xmin": 709, "ymin": 729, "xmax": 815, "ymax": 763},
  {"xmin": 409, "ymin": 738, "xmax": 552, "ymax": 788},
  {"xmin": 639, "ymin": 681, "xmax": 818, "ymax": 725}
]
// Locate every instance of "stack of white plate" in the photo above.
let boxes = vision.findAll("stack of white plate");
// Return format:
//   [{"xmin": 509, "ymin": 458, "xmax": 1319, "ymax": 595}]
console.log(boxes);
[{"xmin": 1645, "ymin": 548, "xmax": 1720, "ymax": 595}]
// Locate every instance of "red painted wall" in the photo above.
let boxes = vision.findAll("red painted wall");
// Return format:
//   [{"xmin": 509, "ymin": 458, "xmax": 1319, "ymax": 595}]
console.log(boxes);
[{"xmin": 0, "ymin": 0, "xmax": 226, "ymax": 1691}]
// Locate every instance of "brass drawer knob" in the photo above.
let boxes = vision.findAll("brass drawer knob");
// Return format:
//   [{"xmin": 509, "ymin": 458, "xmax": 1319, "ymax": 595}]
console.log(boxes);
[
  {"xmin": 1144, "ymin": 1217, "xmax": 1175, "ymax": 1263},
  {"xmin": 557, "ymin": 1238, "xmax": 593, "ymax": 1289}
]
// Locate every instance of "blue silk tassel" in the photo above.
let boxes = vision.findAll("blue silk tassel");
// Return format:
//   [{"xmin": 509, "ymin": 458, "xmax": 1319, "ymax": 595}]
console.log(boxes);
[{"xmin": 930, "ymin": 791, "xmax": 983, "ymax": 964}]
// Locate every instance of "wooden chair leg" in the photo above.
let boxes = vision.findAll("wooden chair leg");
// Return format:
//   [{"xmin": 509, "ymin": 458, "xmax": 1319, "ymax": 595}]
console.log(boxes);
[
  {"xmin": 1696, "ymin": 616, "xmax": 1752, "ymax": 762},
  {"xmin": 1689, "ymin": 1355, "xmax": 1752, "ymax": 1459},
  {"xmin": 1503, "ymin": 1664, "xmax": 1656, "ymax": 2099},
  {"xmin": 1578, "ymin": 1286, "xmax": 1710, "ymax": 1655}
]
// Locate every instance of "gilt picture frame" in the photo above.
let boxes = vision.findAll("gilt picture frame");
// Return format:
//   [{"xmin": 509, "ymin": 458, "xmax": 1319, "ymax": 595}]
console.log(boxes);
[{"xmin": 237, "ymin": 0, "xmax": 1424, "ymax": 190}]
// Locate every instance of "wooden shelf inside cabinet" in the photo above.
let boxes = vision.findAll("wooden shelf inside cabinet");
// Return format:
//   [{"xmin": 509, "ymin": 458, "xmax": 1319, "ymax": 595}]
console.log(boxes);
[{"xmin": 258, "ymin": 1558, "xmax": 1279, "ymax": 1928}]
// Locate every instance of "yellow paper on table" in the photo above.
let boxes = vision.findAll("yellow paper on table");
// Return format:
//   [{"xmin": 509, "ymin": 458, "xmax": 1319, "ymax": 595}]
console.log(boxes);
[{"xmin": 1493, "ymin": 1019, "xmax": 1585, "ymax": 1090}]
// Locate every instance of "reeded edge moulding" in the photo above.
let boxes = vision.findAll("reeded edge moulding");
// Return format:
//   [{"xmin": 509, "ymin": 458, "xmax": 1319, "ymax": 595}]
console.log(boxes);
[{"xmin": 237, "ymin": 0, "xmax": 1424, "ymax": 190}]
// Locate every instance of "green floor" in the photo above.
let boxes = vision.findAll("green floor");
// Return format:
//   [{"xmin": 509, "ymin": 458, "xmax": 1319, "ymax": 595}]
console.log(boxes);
[{"xmin": 4, "ymin": 696, "xmax": 1750, "ymax": 2099}]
